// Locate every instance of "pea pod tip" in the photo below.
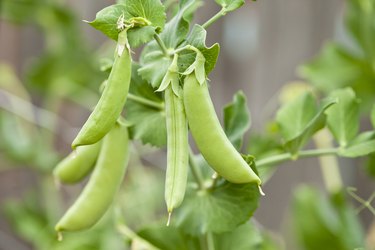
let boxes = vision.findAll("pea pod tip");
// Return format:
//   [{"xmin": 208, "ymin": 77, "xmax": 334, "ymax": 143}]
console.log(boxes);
[
  {"xmin": 56, "ymin": 231, "xmax": 63, "ymax": 242},
  {"xmin": 166, "ymin": 212, "xmax": 172, "ymax": 227},
  {"xmin": 258, "ymin": 185, "xmax": 265, "ymax": 196}
]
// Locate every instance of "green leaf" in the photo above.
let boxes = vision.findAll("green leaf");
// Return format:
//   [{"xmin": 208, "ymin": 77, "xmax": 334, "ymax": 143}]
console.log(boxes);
[
  {"xmin": 276, "ymin": 91, "xmax": 335, "ymax": 154},
  {"xmin": 298, "ymin": 41, "xmax": 375, "ymax": 109},
  {"xmin": 339, "ymin": 140, "xmax": 375, "ymax": 158},
  {"xmin": 178, "ymin": 0, "xmax": 204, "ymax": 22},
  {"xmin": 215, "ymin": 0, "xmax": 245, "ymax": 12},
  {"xmin": 348, "ymin": 130, "xmax": 375, "ymax": 145},
  {"xmin": 175, "ymin": 165, "xmax": 260, "ymax": 235},
  {"xmin": 223, "ymin": 91, "xmax": 251, "ymax": 150},
  {"xmin": 138, "ymin": 225, "xmax": 200, "ymax": 250},
  {"xmin": 138, "ymin": 0, "xmax": 195, "ymax": 87},
  {"xmin": 292, "ymin": 186, "xmax": 365, "ymax": 250},
  {"xmin": 276, "ymin": 92, "xmax": 317, "ymax": 141},
  {"xmin": 125, "ymin": 64, "xmax": 167, "ymax": 146},
  {"xmin": 178, "ymin": 25, "xmax": 220, "ymax": 76},
  {"xmin": 158, "ymin": 0, "xmax": 196, "ymax": 48},
  {"xmin": 138, "ymin": 221, "xmax": 278, "ymax": 250},
  {"xmin": 89, "ymin": 1, "xmax": 166, "ymax": 47},
  {"xmin": 127, "ymin": 26, "xmax": 160, "ymax": 48},
  {"xmin": 331, "ymin": 191, "xmax": 367, "ymax": 249},
  {"xmin": 371, "ymin": 104, "xmax": 375, "ymax": 128},
  {"xmin": 118, "ymin": 0, "xmax": 166, "ymax": 29},
  {"xmin": 138, "ymin": 2, "xmax": 218, "ymax": 89},
  {"xmin": 346, "ymin": 0, "xmax": 375, "ymax": 60},
  {"xmin": 139, "ymin": 49, "xmax": 173, "ymax": 89},
  {"xmin": 298, "ymin": 43, "xmax": 364, "ymax": 93},
  {"xmin": 214, "ymin": 222, "xmax": 263, "ymax": 250},
  {"xmin": 285, "ymin": 99, "xmax": 336, "ymax": 155},
  {"xmin": 325, "ymin": 88, "xmax": 360, "ymax": 147},
  {"xmin": 89, "ymin": 4, "xmax": 127, "ymax": 40}
]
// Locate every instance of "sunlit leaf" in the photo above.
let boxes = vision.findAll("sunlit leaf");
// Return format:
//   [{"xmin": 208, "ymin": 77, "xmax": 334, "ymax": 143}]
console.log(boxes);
[
  {"xmin": 175, "ymin": 178, "xmax": 259, "ymax": 235},
  {"xmin": 325, "ymin": 88, "xmax": 360, "ymax": 147}
]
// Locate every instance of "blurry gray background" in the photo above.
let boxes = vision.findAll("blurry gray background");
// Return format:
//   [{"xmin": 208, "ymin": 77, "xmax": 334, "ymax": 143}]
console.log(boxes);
[{"xmin": 1, "ymin": 0, "xmax": 374, "ymax": 249}]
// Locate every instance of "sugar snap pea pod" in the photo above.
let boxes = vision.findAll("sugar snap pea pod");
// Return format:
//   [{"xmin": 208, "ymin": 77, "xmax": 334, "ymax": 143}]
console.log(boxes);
[
  {"xmin": 71, "ymin": 30, "xmax": 131, "ymax": 149},
  {"xmin": 55, "ymin": 121, "xmax": 129, "ymax": 233},
  {"xmin": 159, "ymin": 54, "xmax": 188, "ymax": 220},
  {"xmin": 164, "ymin": 84, "xmax": 189, "ymax": 221},
  {"xmin": 183, "ymin": 74, "xmax": 261, "ymax": 185},
  {"xmin": 53, "ymin": 141, "xmax": 102, "ymax": 184}
]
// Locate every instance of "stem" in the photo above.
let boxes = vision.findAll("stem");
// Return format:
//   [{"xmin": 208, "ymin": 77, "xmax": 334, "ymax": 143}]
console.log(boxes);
[
  {"xmin": 256, "ymin": 148, "xmax": 340, "ymax": 167},
  {"xmin": 206, "ymin": 232, "xmax": 215, "ymax": 250},
  {"xmin": 173, "ymin": 45, "xmax": 198, "ymax": 55},
  {"xmin": 189, "ymin": 148, "xmax": 205, "ymax": 190},
  {"xmin": 117, "ymin": 224, "xmax": 161, "ymax": 250},
  {"xmin": 208, "ymin": 173, "xmax": 220, "ymax": 190},
  {"xmin": 128, "ymin": 93, "xmax": 164, "ymax": 110},
  {"xmin": 154, "ymin": 34, "xmax": 169, "ymax": 57},
  {"xmin": 313, "ymin": 129, "xmax": 343, "ymax": 194},
  {"xmin": 202, "ymin": 8, "xmax": 226, "ymax": 29},
  {"xmin": 348, "ymin": 189, "xmax": 375, "ymax": 215}
]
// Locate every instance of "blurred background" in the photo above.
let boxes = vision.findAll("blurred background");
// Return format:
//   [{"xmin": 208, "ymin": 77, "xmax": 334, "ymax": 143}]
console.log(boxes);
[{"xmin": 0, "ymin": 0, "xmax": 374, "ymax": 249}]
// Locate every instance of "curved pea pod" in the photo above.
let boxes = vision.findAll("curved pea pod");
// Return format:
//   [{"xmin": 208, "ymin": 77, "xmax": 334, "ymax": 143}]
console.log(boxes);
[
  {"xmin": 183, "ymin": 74, "xmax": 261, "ymax": 185},
  {"xmin": 55, "ymin": 121, "xmax": 129, "ymax": 233},
  {"xmin": 53, "ymin": 141, "xmax": 102, "ymax": 184},
  {"xmin": 72, "ymin": 30, "xmax": 131, "ymax": 149},
  {"xmin": 164, "ymin": 85, "xmax": 189, "ymax": 218}
]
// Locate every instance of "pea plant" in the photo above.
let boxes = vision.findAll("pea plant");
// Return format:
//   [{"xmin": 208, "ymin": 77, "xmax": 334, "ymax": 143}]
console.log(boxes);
[
  {"xmin": 55, "ymin": 0, "xmax": 263, "ymax": 237},
  {"xmin": 1, "ymin": 0, "xmax": 375, "ymax": 249}
]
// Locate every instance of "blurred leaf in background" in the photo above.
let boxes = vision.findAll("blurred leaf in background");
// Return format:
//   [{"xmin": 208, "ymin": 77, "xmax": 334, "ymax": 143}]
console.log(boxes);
[
  {"xmin": 299, "ymin": 0, "xmax": 375, "ymax": 112},
  {"xmin": 292, "ymin": 185, "xmax": 365, "ymax": 250}
]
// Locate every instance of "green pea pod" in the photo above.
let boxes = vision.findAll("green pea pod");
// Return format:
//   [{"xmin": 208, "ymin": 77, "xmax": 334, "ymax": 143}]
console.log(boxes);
[
  {"xmin": 164, "ymin": 85, "xmax": 189, "ymax": 219},
  {"xmin": 53, "ymin": 141, "xmax": 102, "ymax": 184},
  {"xmin": 183, "ymin": 74, "xmax": 261, "ymax": 185},
  {"xmin": 55, "ymin": 121, "xmax": 129, "ymax": 233},
  {"xmin": 71, "ymin": 30, "xmax": 131, "ymax": 149}
]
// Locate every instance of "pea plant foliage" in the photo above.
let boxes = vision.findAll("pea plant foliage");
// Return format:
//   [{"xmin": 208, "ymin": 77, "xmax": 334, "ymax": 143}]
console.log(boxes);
[{"xmin": 51, "ymin": 0, "xmax": 375, "ymax": 249}]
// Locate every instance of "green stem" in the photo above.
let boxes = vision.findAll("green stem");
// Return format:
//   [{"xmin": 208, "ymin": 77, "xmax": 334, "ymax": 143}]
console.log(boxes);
[
  {"xmin": 117, "ymin": 224, "xmax": 161, "ymax": 250},
  {"xmin": 154, "ymin": 34, "xmax": 169, "ymax": 57},
  {"xmin": 206, "ymin": 232, "xmax": 215, "ymax": 250},
  {"xmin": 348, "ymin": 189, "xmax": 375, "ymax": 215},
  {"xmin": 189, "ymin": 148, "xmax": 205, "ymax": 190},
  {"xmin": 256, "ymin": 148, "xmax": 340, "ymax": 167},
  {"xmin": 173, "ymin": 45, "xmax": 199, "ymax": 55},
  {"xmin": 127, "ymin": 93, "xmax": 164, "ymax": 110},
  {"xmin": 208, "ymin": 173, "xmax": 220, "ymax": 190},
  {"xmin": 202, "ymin": 8, "xmax": 226, "ymax": 29},
  {"xmin": 313, "ymin": 129, "xmax": 343, "ymax": 194}
]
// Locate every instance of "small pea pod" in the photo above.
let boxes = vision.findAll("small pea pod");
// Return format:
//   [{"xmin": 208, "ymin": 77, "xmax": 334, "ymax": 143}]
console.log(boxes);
[
  {"xmin": 55, "ymin": 121, "xmax": 129, "ymax": 233},
  {"xmin": 183, "ymin": 74, "xmax": 261, "ymax": 185},
  {"xmin": 158, "ymin": 54, "xmax": 188, "ymax": 219},
  {"xmin": 72, "ymin": 30, "xmax": 131, "ymax": 149},
  {"xmin": 164, "ymin": 85, "xmax": 188, "ymax": 220},
  {"xmin": 53, "ymin": 141, "xmax": 102, "ymax": 184}
]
